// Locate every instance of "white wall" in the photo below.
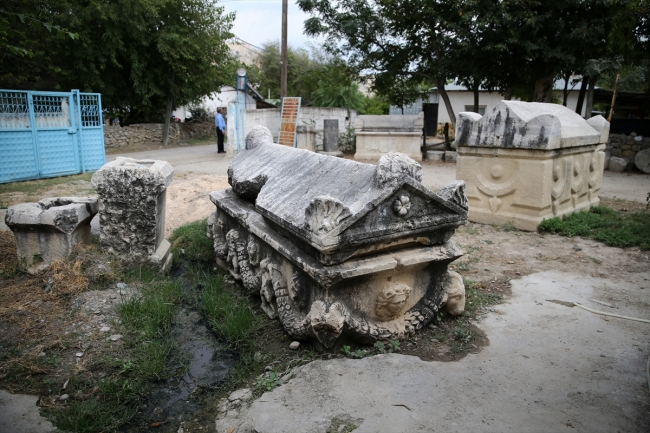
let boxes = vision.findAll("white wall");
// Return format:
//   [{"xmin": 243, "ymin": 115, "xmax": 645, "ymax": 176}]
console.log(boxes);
[
  {"xmin": 172, "ymin": 86, "xmax": 257, "ymax": 122},
  {"xmin": 227, "ymin": 106, "xmax": 357, "ymax": 151},
  {"xmin": 438, "ymin": 90, "xmax": 587, "ymax": 124}
]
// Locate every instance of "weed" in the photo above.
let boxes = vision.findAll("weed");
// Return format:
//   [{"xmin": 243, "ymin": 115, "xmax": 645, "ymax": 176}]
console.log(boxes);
[
  {"xmin": 538, "ymin": 205, "xmax": 650, "ymax": 249},
  {"xmin": 374, "ymin": 340, "xmax": 401, "ymax": 354},
  {"xmin": 169, "ymin": 219, "xmax": 215, "ymax": 262},
  {"xmin": 200, "ymin": 273, "xmax": 263, "ymax": 348},
  {"xmin": 502, "ymin": 222, "xmax": 517, "ymax": 232},
  {"xmin": 256, "ymin": 371, "xmax": 281, "ymax": 392}
]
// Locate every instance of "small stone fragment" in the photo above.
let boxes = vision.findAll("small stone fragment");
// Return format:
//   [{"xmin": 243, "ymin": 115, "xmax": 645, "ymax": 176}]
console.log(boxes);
[
  {"xmin": 108, "ymin": 334, "xmax": 123, "ymax": 341},
  {"xmin": 116, "ymin": 282, "xmax": 126, "ymax": 290},
  {"xmin": 289, "ymin": 341, "xmax": 300, "ymax": 350},
  {"xmin": 100, "ymin": 326, "xmax": 110, "ymax": 332},
  {"xmin": 59, "ymin": 394, "xmax": 69, "ymax": 401},
  {"xmin": 228, "ymin": 388, "xmax": 252, "ymax": 402},
  {"xmin": 75, "ymin": 352, "xmax": 83, "ymax": 357}
]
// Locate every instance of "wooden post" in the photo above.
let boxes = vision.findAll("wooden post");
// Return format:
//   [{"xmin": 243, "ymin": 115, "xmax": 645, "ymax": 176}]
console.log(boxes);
[
  {"xmin": 607, "ymin": 73, "xmax": 620, "ymax": 123},
  {"xmin": 280, "ymin": 0, "xmax": 288, "ymax": 99}
]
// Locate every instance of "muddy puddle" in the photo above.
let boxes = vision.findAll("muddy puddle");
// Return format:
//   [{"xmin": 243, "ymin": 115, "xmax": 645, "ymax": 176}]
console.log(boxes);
[{"xmin": 123, "ymin": 269, "xmax": 236, "ymax": 432}]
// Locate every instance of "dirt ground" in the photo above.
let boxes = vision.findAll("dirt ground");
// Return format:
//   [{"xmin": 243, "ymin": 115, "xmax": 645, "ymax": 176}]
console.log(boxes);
[{"xmin": 1, "ymin": 171, "xmax": 649, "ymax": 432}]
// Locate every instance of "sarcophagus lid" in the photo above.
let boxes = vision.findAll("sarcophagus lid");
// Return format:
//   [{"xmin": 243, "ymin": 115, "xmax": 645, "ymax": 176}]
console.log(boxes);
[{"xmin": 215, "ymin": 126, "xmax": 468, "ymax": 265}]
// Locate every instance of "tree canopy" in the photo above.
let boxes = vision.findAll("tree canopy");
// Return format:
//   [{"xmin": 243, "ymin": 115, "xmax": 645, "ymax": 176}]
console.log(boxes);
[
  {"xmin": 0, "ymin": 0, "xmax": 235, "ymax": 124},
  {"xmin": 298, "ymin": 0, "xmax": 641, "ymax": 125}
]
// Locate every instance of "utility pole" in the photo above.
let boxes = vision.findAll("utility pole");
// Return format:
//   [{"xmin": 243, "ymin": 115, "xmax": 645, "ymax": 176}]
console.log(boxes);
[{"xmin": 280, "ymin": 0, "xmax": 288, "ymax": 99}]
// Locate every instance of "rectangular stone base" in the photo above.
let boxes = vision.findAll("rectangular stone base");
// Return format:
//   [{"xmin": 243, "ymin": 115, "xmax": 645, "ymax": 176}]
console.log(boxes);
[
  {"xmin": 208, "ymin": 190, "xmax": 463, "ymax": 351},
  {"xmin": 456, "ymin": 144, "xmax": 604, "ymax": 231},
  {"xmin": 354, "ymin": 131, "xmax": 423, "ymax": 161}
]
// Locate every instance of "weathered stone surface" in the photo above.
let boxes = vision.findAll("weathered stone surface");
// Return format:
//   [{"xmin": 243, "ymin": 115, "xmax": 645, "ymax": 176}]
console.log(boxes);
[
  {"xmin": 5, "ymin": 197, "xmax": 98, "ymax": 274},
  {"xmin": 91, "ymin": 157, "xmax": 173, "ymax": 270},
  {"xmin": 426, "ymin": 150, "xmax": 444, "ymax": 161},
  {"xmin": 227, "ymin": 136, "xmax": 465, "ymax": 265},
  {"xmin": 445, "ymin": 151, "xmax": 458, "ymax": 163},
  {"xmin": 457, "ymin": 101, "xmax": 605, "ymax": 150},
  {"xmin": 456, "ymin": 103, "xmax": 609, "ymax": 231},
  {"xmin": 634, "ymin": 149, "xmax": 650, "ymax": 174},
  {"xmin": 295, "ymin": 125, "xmax": 316, "ymax": 152},
  {"xmin": 211, "ymin": 126, "xmax": 467, "ymax": 350},
  {"xmin": 609, "ymin": 156, "xmax": 628, "ymax": 172},
  {"xmin": 323, "ymin": 119, "xmax": 339, "ymax": 152},
  {"xmin": 354, "ymin": 114, "xmax": 424, "ymax": 161}
]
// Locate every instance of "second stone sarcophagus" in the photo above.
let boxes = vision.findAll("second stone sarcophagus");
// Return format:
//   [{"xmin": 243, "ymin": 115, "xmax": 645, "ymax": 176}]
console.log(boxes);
[{"xmin": 208, "ymin": 126, "xmax": 468, "ymax": 350}]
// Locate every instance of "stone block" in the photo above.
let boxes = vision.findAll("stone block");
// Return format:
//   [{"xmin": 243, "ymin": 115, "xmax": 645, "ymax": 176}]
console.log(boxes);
[
  {"xmin": 622, "ymin": 150, "xmax": 636, "ymax": 158},
  {"xmin": 323, "ymin": 119, "xmax": 339, "ymax": 152},
  {"xmin": 91, "ymin": 157, "xmax": 173, "ymax": 272},
  {"xmin": 213, "ymin": 126, "xmax": 468, "ymax": 350},
  {"xmin": 4, "ymin": 197, "xmax": 98, "ymax": 274},
  {"xmin": 444, "ymin": 151, "xmax": 458, "ymax": 163},
  {"xmin": 354, "ymin": 113, "xmax": 423, "ymax": 162},
  {"xmin": 426, "ymin": 150, "xmax": 444, "ymax": 161},
  {"xmin": 604, "ymin": 150, "xmax": 610, "ymax": 170},
  {"xmin": 456, "ymin": 103, "xmax": 608, "ymax": 231},
  {"xmin": 296, "ymin": 125, "xmax": 316, "ymax": 152},
  {"xmin": 611, "ymin": 148, "xmax": 622, "ymax": 157},
  {"xmin": 634, "ymin": 149, "xmax": 650, "ymax": 174},
  {"xmin": 608, "ymin": 156, "xmax": 628, "ymax": 173}
]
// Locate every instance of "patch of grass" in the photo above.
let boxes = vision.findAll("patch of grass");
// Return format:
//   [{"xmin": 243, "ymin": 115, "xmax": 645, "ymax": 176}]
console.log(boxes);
[
  {"xmin": 200, "ymin": 273, "xmax": 263, "ymax": 348},
  {"xmin": 0, "ymin": 173, "xmax": 93, "ymax": 196},
  {"xmin": 169, "ymin": 219, "xmax": 214, "ymax": 262},
  {"xmin": 538, "ymin": 205, "xmax": 650, "ymax": 249},
  {"xmin": 118, "ymin": 278, "xmax": 183, "ymax": 380}
]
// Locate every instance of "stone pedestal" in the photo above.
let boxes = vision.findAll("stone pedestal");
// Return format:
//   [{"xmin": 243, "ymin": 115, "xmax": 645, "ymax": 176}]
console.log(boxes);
[
  {"xmin": 5, "ymin": 197, "xmax": 98, "ymax": 274},
  {"xmin": 456, "ymin": 101, "xmax": 609, "ymax": 231},
  {"xmin": 91, "ymin": 157, "xmax": 173, "ymax": 272},
  {"xmin": 354, "ymin": 114, "xmax": 424, "ymax": 162},
  {"xmin": 213, "ymin": 125, "xmax": 468, "ymax": 351},
  {"xmin": 296, "ymin": 125, "xmax": 316, "ymax": 152}
]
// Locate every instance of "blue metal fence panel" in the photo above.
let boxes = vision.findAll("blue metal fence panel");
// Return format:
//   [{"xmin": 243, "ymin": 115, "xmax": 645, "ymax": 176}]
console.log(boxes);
[{"xmin": 0, "ymin": 89, "xmax": 105, "ymax": 184}]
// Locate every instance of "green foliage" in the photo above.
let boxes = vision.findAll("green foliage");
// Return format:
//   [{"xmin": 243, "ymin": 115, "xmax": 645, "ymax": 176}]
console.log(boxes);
[
  {"xmin": 169, "ymin": 219, "xmax": 214, "ymax": 262},
  {"xmin": 0, "ymin": 0, "xmax": 235, "ymax": 124},
  {"xmin": 358, "ymin": 95, "xmax": 389, "ymax": 115},
  {"xmin": 538, "ymin": 206, "xmax": 650, "ymax": 249},
  {"xmin": 201, "ymin": 273, "xmax": 262, "ymax": 348},
  {"xmin": 338, "ymin": 125, "xmax": 356, "ymax": 154},
  {"xmin": 52, "ymin": 395, "xmax": 136, "ymax": 433},
  {"xmin": 255, "ymin": 371, "xmax": 281, "ymax": 392}
]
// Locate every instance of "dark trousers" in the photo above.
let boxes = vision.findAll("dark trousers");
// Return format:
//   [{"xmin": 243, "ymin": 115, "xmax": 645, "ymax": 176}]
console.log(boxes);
[{"xmin": 217, "ymin": 128, "xmax": 224, "ymax": 152}]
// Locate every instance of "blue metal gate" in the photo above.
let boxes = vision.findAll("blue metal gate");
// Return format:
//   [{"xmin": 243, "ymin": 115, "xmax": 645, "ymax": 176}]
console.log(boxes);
[{"xmin": 0, "ymin": 89, "xmax": 106, "ymax": 184}]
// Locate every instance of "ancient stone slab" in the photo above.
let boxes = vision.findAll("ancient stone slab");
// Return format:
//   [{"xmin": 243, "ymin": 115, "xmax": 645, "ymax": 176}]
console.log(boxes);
[
  {"xmin": 634, "ymin": 149, "xmax": 650, "ymax": 174},
  {"xmin": 609, "ymin": 156, "xmax": 627, "ymax": 173},
  {"xmin": 5, "ymin": 197, "xmax": 98, "ymax": 274},
  {"xmin": 296, "ymin": 125, "xmax": 316, "ymax": 152},
  {"xmin": 210, "ymin": 126, "xmax": 468, "ymax": 350},
  {"xmin": 456, "ymin": 101, "xmax": 604, "ymax": 150},
  {"xmin": 91, "ymin": 157, "xmax": 173, "ymax": 271},
  {"xmin": 323, "ymin": 119, "xmax": 339, "ymax": 153},
  {"xmin": 354, "ymin": 114, "xmax": 424, "ymax": 161},
  {"xmin": 456, "ymin": 103, "xmax": 609, "ymax": 231}
]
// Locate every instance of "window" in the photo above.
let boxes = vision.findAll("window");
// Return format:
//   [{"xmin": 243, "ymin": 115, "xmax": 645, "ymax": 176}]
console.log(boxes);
[{"xmin": 464, "ymin": 105, "xmax": 486, "ymax": 116}]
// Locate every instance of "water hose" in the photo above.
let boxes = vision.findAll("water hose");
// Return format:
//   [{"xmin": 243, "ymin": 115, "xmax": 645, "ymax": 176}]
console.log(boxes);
[
  {"xmin": 570, "ymin": 302, "xmax": 650, "ymax": 391},
  {"xmin": 572, "ymin": 302, "xmax": 650, "ymax": 324}
]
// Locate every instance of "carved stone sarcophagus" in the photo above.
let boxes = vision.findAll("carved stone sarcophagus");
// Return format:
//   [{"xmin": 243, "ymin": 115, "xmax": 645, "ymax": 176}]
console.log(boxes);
[{"xmin": 208, "ymin": 126, "xmax": 468, "ymax": 350}]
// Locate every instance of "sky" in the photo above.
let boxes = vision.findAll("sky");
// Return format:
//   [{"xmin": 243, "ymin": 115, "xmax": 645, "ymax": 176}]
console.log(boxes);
[{"xmin": 221, "ymin": 0, "xmax": 323, "ymax": 49}]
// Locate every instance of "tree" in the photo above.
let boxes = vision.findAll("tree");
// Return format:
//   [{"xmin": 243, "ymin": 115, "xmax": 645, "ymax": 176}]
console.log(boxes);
[
  {"xmin": 0, "ymin": 0, "xmax": 235, "ymax": 133},
  {"xmin": 298, "ymin": 0, "xmax": 617, "ymax": 124}
]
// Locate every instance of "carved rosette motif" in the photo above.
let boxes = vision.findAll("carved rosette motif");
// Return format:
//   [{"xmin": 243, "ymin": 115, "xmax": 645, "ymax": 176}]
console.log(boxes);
[{"xmin": 392, "ymin": 195, "xmax": 411, "ymax": 217}]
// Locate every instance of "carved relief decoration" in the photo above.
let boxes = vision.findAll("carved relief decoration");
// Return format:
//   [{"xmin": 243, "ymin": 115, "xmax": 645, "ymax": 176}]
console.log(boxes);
[
  {"xmin": 551, "ymin": 158, "xmax": 572, "ymax": 216},
  {"xmin": 375, "ymin": 283, "xmax": 412, "ymax": 320},
  {"xmin": 304, "ymin": 196, "xmax": 352, "ymax": 235},
  {"xmin": 476, "ymin": 159, "xmax": 518, "ymax": 213},
  {"xmin": 392, "ymin": 195, "xmax": 411, "ymax": 217}
]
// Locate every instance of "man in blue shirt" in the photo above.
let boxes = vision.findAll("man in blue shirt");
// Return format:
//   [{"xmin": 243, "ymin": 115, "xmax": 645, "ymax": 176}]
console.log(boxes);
[{"xmin": 215, "ymin": 108, "xmax": 226, "ymax": 153}]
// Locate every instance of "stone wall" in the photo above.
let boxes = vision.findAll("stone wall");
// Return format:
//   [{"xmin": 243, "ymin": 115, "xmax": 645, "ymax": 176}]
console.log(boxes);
[
  {"xmin": 607, "ymin": 133, "xmax": 650, "ymax": 171},
  {"xmin": 104, "ymin": 121, "xmax": 215, "ymax": 149}
]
